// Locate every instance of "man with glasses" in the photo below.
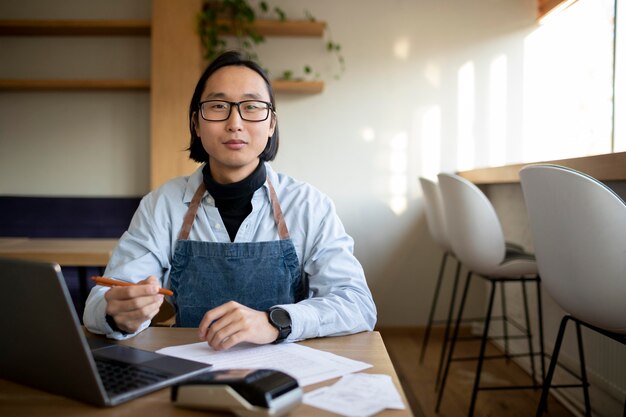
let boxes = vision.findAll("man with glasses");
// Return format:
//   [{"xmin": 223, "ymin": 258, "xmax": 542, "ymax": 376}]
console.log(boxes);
[{"xmin": 84, "ymin": 51, "xmax": 377, "ymax": 351}]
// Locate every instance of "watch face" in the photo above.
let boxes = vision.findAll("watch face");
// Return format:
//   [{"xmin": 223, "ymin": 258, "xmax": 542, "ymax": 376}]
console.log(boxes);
[{"xmin": 270, "ymin": 308, "xmax": 291, "ymax": 328}]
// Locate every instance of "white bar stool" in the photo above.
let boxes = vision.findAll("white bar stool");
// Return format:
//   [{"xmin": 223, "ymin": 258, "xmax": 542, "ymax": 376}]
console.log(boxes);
[{"xmin": 435, "ymin": 173, "xmax": 546, "ymax": 417}]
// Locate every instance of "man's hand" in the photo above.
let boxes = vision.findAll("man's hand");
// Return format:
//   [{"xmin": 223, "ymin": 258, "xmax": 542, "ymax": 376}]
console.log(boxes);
[
  {"xmin": 198, "ymin": 301, "xmax": 279, "ymax": 350},
  {"xmin": 104, "ymin": 275, "xmax": 164, "ymax": 333}
]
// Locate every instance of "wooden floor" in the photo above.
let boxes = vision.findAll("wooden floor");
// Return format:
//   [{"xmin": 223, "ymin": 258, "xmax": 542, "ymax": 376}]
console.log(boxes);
[{"xmin": 380, "ymin": 329, "xmax": 576, "ymax": 417}]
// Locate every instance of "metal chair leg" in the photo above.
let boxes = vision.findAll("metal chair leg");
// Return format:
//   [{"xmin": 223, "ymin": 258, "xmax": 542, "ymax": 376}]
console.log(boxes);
[
  {"xmin": 536, "ymin": 279, "xmax": 546, "ymax": 385},
  {"xmin": 420, "ymin": 251, "xmax": 449, "ymax": 364},
  {"xmin": 536, "ymin": 315, "xmax": 570, "ymax": 417},
  {"xmin": 435, "ymin": 270, "xmax": 472, "ymax": 412},
  {"xmin": 575, "ymin": 321, "xmax": 592, "ymax": 417},
  {"xmin": 500, "ymin": 283, "xmax": 510, "ymax": 360},
  {"xmin": 435, "ymin": 259, "xmax": 462, "ymax": 391},
  {"xmin": 467, "ymin": 281, "xmax": 498, "ymax": 417},
  {"xmin": 521, "ymin": 279, "xmax": 537, "ymax": 383}
]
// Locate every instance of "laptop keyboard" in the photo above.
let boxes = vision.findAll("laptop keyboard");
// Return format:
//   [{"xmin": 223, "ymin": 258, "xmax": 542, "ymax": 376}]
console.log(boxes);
[{"xmin": 96, "ymin": 358, "xmax": 170, "ymax": 396}]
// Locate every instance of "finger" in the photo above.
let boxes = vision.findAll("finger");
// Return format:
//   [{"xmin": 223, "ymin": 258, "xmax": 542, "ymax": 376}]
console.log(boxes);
[
  {"xmin": 205, "ymin": 313, "xmax": 240, "ymax": 347},
  {"xmin": 137, "ymin": 275, "xmax": 159, "ymax": 286},
  {"xmin": 116, "ymin": 298, "xmax": 163, "ymax": 323},
  {"xmin": 106, "ymin": 293, "xmax": 163, "ymax": 316},
  {"xmin": 198, "ymin": 301, "xmax": 240, "ymax": 340},
  {"xmin": 216, "ymin": 329, "xmax": 245, "ymax": 350},
  {"xmin": 104, "ymin": 282, "xmax": 159, "ymax": 302},
  {"xmin": 111, "ymin": 295, "xmax": 164, "ymax": 328}
]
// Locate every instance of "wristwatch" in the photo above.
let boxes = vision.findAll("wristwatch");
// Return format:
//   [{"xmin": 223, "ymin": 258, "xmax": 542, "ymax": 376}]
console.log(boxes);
[{"xmin": 268, "ymin": 307, "xmax": 292, "ymax": 344}]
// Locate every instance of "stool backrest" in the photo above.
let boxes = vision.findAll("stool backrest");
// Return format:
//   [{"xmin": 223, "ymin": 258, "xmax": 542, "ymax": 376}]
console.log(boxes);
[
  {"xmin": 437, "ymin": 173, "xmax": 506, "ymax": 274},
  {"xmin": 419, "ymin": 177, "xmax": 451, "ymax": 252},
  {"xmin": 520, "ymin": 164, "xmax": 626, "ymax": 334}
]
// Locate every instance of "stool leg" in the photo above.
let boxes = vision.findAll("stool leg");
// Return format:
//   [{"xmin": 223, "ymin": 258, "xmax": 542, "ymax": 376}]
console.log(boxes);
[
  {"xmin": 521, "ymin": 279, "xmax": 537, "ymax": 384},
  {"xmin": 536, "ymin": 278, "xmax": 546, "ymax": 385},
  {"xmin": 435, "ymin": 259, "xmax": 462, "ymax": 391},
  {"xmin": 575, "ymin": 321, "xmax": 592, "ymax": 417},
  {"xmin": 500, "ymin": 283, "xmax": 510, "ymax": 360},
  {"xmin": 420, "ymin": 251, "xmax": 449, "ymax": 364},
  {"xmin": 435, "ymin": 270, "xmax": 472, "ymax": 412},
  {"xmin": 535, "ymin": 315, "xmax": 570, "ymax": 417},
  {"xmin": 467, "ymin": 280, "xmax": 497, "ymax": 417}
]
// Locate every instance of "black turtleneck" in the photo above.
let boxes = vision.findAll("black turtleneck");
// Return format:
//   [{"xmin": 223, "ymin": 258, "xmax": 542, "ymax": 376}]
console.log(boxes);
[{"xmin": 203, "ymin": 161, "xmax": 266, "ymax": 242}]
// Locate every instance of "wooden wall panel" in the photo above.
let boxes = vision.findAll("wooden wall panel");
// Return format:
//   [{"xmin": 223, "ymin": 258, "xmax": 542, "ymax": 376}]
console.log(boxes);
[{"xmin": 150, "ymin": 0, "xmax": 202, "ymax": 189}]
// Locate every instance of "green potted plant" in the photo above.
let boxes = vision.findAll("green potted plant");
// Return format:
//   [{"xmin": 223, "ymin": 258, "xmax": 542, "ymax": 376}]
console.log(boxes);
[{"xmin": 196, "ymin": 0, "xmax": 345, "ymax": 82}]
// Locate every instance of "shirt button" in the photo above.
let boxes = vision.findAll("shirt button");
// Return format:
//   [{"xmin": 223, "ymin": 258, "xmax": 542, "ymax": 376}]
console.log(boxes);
[{"xmin": 215, "ymin": 223, "xmax": 221, "ymax": 230}]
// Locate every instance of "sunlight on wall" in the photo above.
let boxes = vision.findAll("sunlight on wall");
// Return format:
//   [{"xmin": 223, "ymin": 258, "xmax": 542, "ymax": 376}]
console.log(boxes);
[
  {"xmin": 488, "ymin": 54, "xmax": 508, "ymax": 167},
  {"xmin": 419, "ymin": 106, "xmax": 442, "ymax": 180},
  {"xmin": 360, "ymin": 126, "xmax": 376, "ymax": 143},
  {"xmin": 388, "ymin": 131, "xmax": 408, "ymax": 215},
  {"xmin": 393, "ymin": 37, "xmax": 411, "ymax": 60},
  {"xmin": 456, "ymin": 61, "xmax": 476, "ymax": 171},
  {"xmin": 424, "ymin": 61, "xmax": 441, "ymax": 87},
  {"xmin": 522, "ymin": 0, "xmax": 614, "ymax": 162}
]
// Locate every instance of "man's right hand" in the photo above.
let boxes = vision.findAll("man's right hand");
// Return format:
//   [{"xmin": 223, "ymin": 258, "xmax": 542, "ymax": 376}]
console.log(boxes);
[{"xmin": 104, "ymin": 275, "xmax": 164, "ymax": 333}]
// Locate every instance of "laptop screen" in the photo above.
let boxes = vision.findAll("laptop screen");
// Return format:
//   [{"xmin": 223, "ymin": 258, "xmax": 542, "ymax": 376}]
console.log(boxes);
[{"xmin": 0, "ymin": 258, "xmax": 211, "ymax": 406}]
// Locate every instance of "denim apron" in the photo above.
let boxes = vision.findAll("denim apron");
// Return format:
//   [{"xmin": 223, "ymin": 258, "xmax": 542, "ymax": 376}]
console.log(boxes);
[{"xmin": 169, "ymin": 179, "xmax": 307, "ymax": 327}]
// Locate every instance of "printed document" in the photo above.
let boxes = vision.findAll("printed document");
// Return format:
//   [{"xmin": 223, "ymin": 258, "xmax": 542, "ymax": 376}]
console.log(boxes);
[
  {"xmin": 157, "ymin": 342, "xmax": 372, "ymax": 386},
  {"xmin": 303, "ymin": 373, "xmax": 406, "ymax": 417}
]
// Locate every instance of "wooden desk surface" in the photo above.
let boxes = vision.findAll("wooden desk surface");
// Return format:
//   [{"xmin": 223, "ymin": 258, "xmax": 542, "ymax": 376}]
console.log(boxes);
[
  {"xmin": 0, "ymin": 329, "xmax": 414, "ymax": 417},
  {"xmin": 0, "ymin": 237, "xmax": 118, "ymax": 266}
]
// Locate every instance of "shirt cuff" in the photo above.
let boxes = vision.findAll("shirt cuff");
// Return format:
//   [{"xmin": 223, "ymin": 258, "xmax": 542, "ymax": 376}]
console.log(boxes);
[
  {"xmin": 273, "ymin": 303, "xmax": 320, "ymax": 342},
  {"xmin": 86, "ymin": 295, "xmax": 148, "ymax": 340}
]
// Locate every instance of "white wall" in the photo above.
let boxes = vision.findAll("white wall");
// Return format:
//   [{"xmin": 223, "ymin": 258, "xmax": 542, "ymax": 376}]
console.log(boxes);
[
  {"xmin": 0, "ymin": 0, "xmax": 536, "ymax": 326},
  {"xmin": 263, "ymin": 0, "xmax": 536, "ymax": 326}
]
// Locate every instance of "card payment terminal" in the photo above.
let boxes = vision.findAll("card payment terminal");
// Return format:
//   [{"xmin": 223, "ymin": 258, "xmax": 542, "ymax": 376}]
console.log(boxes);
[{"xmin": 171, "ymin": 369, "xmax": 302, "ymax": 417}]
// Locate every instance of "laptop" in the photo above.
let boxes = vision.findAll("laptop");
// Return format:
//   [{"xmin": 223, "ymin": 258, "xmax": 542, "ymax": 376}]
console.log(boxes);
[{"xmin": 0, "ymin": 258, "xmax": 212, "ymax": 406}]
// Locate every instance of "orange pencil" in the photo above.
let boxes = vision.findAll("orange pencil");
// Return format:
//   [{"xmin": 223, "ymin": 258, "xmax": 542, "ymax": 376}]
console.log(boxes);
[{"xmin": 91, "ymin": 276, "xmax": 174, "ymax": 296}]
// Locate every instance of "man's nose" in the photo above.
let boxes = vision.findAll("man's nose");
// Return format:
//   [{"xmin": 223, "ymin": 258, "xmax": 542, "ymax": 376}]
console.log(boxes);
[{"xmin": 226, "ymin": 104, "xmax": 244, "ymax": 129}]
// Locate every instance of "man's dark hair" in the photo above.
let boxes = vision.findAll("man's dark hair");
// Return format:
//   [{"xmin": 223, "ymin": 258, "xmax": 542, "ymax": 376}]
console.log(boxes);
[{"xmin": 188, "ymin": 51, "xmax": 279, "ymax": 162}]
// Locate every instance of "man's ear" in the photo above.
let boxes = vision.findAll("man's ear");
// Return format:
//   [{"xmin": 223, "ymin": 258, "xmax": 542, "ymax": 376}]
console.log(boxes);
[
  {"xmin": 192, "ymin": 111, "xmax": 200, "ymax": 136},
  {"xmin": 268, "ymin": 112, "xmax": 277, "ymax": 136}
]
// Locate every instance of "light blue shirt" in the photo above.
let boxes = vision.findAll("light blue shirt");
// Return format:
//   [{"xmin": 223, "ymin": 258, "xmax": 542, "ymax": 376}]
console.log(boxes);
[{"xmin": 84, "ymin": 163, "xmax": 377, "ymax": 340}]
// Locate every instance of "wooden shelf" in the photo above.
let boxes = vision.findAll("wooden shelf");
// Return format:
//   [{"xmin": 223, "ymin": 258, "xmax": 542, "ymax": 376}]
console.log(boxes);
[
  {"xmin": 0, "ymin": 79, "xmax": 150, "ymax": 90},
  {"xmin": 0, "ymin": 18, "xmax": 323, "ymax": 37},
  {"xmin": 272, "ymin": 80, "xmax": 324, "ymax": 94},
  {"xmin": 0, "ymin": 79, "xmax": 323, "ymax": 93},
  {"xmin": 215, "ymin": 19, "xmax": 325, "ymax": 37},
  {"xmin": 0, "ymin": 19, "xmax": 150, "ymax": 36},
  {"xmin": 458, "ymin": 152, "xmax": 626, "ymax": 184}
]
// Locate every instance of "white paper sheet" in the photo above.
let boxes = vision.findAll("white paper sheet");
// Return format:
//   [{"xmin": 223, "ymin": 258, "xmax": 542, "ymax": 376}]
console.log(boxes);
[
  {"xmin": 303, "ymin": 373, "xmax": 406, "ymax": 417},
  {"xmin": 156, "ymin": 341, "xmax": 372, "ymax": 387}
]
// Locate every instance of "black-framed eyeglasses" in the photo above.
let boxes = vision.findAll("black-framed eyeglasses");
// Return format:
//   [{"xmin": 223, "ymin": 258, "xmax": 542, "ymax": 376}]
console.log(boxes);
[{"xmin": 198, "ymin": 100, "xmax": 273, "ymax": 122}]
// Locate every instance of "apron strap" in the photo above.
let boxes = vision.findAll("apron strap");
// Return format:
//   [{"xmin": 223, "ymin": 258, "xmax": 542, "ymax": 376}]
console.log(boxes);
[
  {"xmin": 178, "ymin": 182, "xmax": 207, "ymax": 241},
  {"xmin": 177, "ymin": 176, "xmax": 290, "ymax": 241},
  {"xmin": 266, "ymin": 177, "xmax": 290, "ymax": 240}
]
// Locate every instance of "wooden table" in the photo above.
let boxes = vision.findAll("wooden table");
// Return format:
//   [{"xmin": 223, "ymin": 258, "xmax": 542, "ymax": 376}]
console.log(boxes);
[
  {"xmin": 0, "ymin": 238, "xmax": 118, "ymax": 265},
  {"xmin": 0, "ymin": 237, "xmax": 118, "ymax": 308},
  {"xmin": 0, "ymin": 329, "xmax": 415, "ymax": 417}
]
